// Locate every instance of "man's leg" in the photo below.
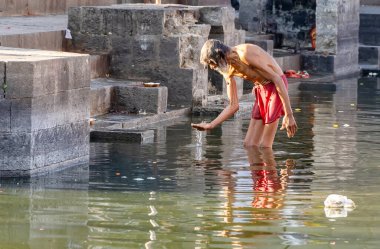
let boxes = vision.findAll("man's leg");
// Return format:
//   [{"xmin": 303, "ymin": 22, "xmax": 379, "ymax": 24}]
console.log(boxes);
[
  {"xmin": 260, "ymin": 119, "xmax": 280, "ymax": 148},
  {"xmin": 244, "ymin": 118, "xmax": 264, "ymax": 147}
]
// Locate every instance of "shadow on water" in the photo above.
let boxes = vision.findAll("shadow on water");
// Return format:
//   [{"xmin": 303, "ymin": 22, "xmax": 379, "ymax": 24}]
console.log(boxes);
[{"xmin": 1, "ymin": 77, "xmax": 380, "ymax": 248}]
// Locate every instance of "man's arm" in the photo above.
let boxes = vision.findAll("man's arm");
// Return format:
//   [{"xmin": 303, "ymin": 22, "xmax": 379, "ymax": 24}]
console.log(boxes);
[{"xmin": 191, "ymin": 76, "xmax": 239, "ymax": 131}]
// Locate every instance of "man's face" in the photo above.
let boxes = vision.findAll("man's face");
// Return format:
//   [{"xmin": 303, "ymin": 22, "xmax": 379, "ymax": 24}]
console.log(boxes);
[{"xmin": 210, "ymin": 60, "xmax": 229, "ymax": 76}]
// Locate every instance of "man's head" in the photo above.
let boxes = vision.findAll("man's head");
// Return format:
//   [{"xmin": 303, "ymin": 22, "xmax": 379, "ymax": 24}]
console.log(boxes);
[{"xmin": 200, "ymin": 39, "xmax": 231, "ymax": 74}]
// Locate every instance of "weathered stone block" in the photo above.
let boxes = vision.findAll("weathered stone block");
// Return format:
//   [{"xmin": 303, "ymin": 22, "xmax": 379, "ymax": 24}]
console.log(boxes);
[
  {"xmin": 132, "ymin": 9, "xmax": 165, "ymax": 36},
  {"xmin": 114, "ymin": 85, "xmax": 167, "ymax": 114},
  {"xmin": 1, "ymin": 47, "xmax": 91, "ymax": 176},
  {"xmin": 31, "ymin": 121, "xmax": 90, "ymax": 170},
  {"xmin": 163, "ymin": 9, "xmax": 199, "ymax": 36},
  {"xmin": 156, "ymin": 66, "xmax": 194, "ymax": 105},
  {"xmin": 67, "ymin": 7, "xmax": 82, "ymax": 33},
  {"xmin": 198, "ymin": 6, "xmax": 235, "ymax": 34},
  {"xmin": 132, "ymin": 36, "xmax": 159, "ymax": 64},
  {"xmin": 90, "ymin": 81, "xmax": 115, "ymax": 116},
  {"xmin": 6, "ymin": 61, "xmax": 34, "ymax": 99},
  {"xmin": 71, "ymin": 32, "xmax": 112, "ymax": 53},
  {"xmin": 103, "ymin": 8, "xmax": 133, "ymax": 37},
  {"xmin": 160, "ymin": 37, "xmax": 180, "ymax": 66},
  {"xmin": 3, "ymin": 49, "xmax": 90, "ymax": 99},
  {"xmin": 81, "ymin": 7, "xmax": 104, "ymax": 34},
  {"xmin": 0, "ymin": 132, "xmax": 32, "ymax": 171},
  {"xmin": 31, "ymin": 88, "xmax": 90, "ymax": 131},
  {"xmin": 179, "ymin": 35, "xmax": 208, "ymax": 69},
  {"xmin": 302, "ymin": 53, "xmax": 335, "ymax": 74}
]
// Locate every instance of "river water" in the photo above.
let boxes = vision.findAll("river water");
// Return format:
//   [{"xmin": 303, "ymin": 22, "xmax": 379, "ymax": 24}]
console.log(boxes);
[{"xmin": 0, "ymin": 77, "xmax": 379, "ymax": 249}]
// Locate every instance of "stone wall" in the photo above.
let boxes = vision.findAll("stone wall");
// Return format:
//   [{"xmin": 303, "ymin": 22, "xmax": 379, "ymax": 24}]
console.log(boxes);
[
  {"xmin": 68, "ymin": 4, "xmax": 211, "ymax": 107},
  {"xmin": 0, "ymin": 47, "xmax": 90, "ymax": 176},
  {"xmin": 239, "ymin": 0, "xmax": 316, "ymax": 48},
  {"xmin": 307, "ymin": 0, "xmax": 360, "ymax": 77}
]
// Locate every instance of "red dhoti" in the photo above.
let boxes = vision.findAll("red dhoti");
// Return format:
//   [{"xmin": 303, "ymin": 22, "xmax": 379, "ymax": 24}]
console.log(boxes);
[{"xmin": 252, "ymin": 75, "xmax": 288, "ymax": 124}]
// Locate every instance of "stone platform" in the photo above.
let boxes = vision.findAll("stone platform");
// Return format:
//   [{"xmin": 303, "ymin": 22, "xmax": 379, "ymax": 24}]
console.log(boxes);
[{"xmin": 0, "ymin": 47, "xmax": 90, "ymax": 177}]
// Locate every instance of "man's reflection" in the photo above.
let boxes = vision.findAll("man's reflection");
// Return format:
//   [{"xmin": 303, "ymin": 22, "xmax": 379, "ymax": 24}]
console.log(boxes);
[{"xmin": 246, "ymin": 146, "xmax": 294, "ymax": 209}]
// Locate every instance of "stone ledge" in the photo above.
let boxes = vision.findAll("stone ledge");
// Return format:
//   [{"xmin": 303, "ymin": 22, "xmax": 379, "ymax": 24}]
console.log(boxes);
[
  {"xmin": 90, "ymin": 129, "xmax": 154, "ymax": 144},
  {"xmin": 91, "ymin": 107, "xmax": 191, "ymax": 130}
]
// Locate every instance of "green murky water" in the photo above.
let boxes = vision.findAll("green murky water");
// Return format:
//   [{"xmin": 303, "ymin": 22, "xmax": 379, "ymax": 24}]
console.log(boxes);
[{"xmin": 1, "ymin": 77, "xmax": 380, "ymax": 248}]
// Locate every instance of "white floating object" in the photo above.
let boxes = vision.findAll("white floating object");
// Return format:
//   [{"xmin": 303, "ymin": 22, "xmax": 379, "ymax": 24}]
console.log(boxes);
[
  {"xmin": 324, "ymin": 194, "xmax": 356, "ymax": 208},
  {"xmin": 133, "ymin": 178, "xmax": 144, "ymax": 181},
  {"xmin": 343, "ymin": 124, "xmax": 350, "ymax": 127}
]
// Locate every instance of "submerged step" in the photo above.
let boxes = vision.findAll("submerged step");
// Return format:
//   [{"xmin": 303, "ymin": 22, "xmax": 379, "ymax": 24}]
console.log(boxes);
[{"xmin": 90, "ymin": 129, "xmax": 154, "ymax": 144}]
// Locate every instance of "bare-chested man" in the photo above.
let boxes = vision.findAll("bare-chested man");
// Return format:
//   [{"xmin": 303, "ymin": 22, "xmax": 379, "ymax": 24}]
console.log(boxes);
[{"xmin": 191, "ymin": 39, "xmax": 297, "ymax": 148}]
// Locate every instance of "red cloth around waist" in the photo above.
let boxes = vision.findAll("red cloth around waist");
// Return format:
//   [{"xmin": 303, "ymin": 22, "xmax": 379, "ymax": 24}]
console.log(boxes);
[{"xmin": 251, "ymin": 75, "xmax": 288, "ymax": 124}]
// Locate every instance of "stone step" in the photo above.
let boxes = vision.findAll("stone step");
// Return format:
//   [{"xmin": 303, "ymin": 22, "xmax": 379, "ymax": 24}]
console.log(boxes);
[
  {"xmin": 359, "ymin": 45, "xmax": 380, "ymax": 67},
  {"xmin": 0, "ymin": 0, "xmax": 119, "ymax": 16},
  {"xmin": 359, "ymin": 6, "xmax": 380, "ymax": 46},
  {"xmin": 0, "ymin": 15, "xmax": 111, "ymax": 78},
  {"xmin": 90, "ymin": 78, "xmax": 168, "ymax": 117},
  {"xmin": 90, "ymin": 129, "xmax": 154, "ymax": 144},
  {"xmin": 91, "ymin": 107, "xmax": 191, "ymax": 130},
  {"xmin": 0, "ymin": 15, "xmax": 68, "ymax": 50},
  {"xmin": 0, "ymin": 46, "xmax": 90, "ymax": 176}
]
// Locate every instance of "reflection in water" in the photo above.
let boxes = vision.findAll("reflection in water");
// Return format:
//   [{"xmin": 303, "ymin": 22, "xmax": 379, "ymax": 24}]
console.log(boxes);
[
  {"xmin": 1, "ymin": 78, "xmax": 380, "ymax": 248},
  {"xmin": 246, "ymin": 146, "xmax": 293, "ymax": 210}
]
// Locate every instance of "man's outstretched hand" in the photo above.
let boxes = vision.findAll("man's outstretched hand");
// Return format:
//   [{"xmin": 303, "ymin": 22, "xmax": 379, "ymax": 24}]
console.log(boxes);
[
  {"xmin": 280, "ymin": 114, "xmax": 298, "ymax": 138},
  {"xmin": 191, "ymin": 122, "xmax": 213, "ymax": 131}
]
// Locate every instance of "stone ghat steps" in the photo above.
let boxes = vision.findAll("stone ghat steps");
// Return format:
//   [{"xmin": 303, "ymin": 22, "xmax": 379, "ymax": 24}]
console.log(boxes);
[
  {"xmin": 89, "ymin": 77, "xmax": 191, "ymax": 143},
  {"xmin": 0, "ymin": 0, "xmax": 120, "ymax": 16},
  {"xmin": 0, "ymin": 15, "xmax": 68, "ymax": 50}
]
